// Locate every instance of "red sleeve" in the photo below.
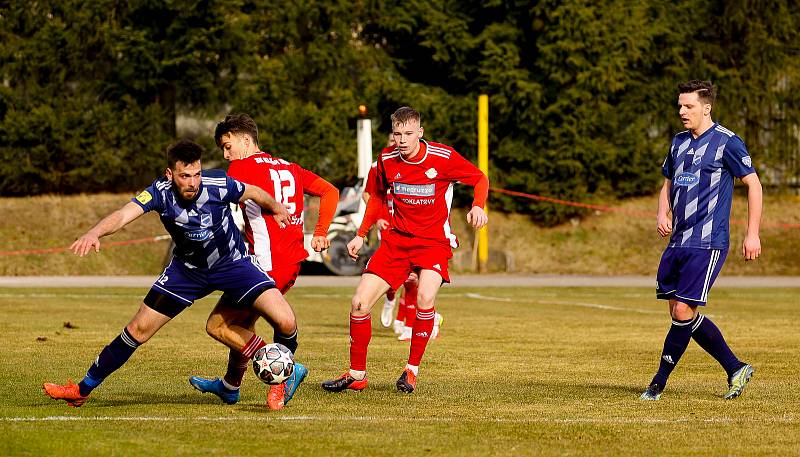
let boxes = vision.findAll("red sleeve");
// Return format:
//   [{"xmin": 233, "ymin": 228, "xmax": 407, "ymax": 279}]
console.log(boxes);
[
  {"xmin": 471, "ymin": 174, "xmax": 489, "ymax": 208},
  {"xmin": 301, "ymin": 169, "xmax": 339, "ymax": 237},
  {"xmin": 357, "ymin": 193, "xmax": 385, "ymax": 237},
  {"xmin": 364, "ymin": 164, "xmax": 379, "ymax": 197},
  {"xmin": 442, "ymin": 149, "xmax": 488, "ymax": 207}
]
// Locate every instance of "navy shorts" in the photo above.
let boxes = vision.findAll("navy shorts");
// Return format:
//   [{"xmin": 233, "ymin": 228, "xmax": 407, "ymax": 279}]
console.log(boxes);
[
  {"xmin": 144, "ymin": 256, "xmax": 275, "ymax": 318},
  {"xmin": 656, "ymin": 247, "xmax": 727, "ymax": 306}
]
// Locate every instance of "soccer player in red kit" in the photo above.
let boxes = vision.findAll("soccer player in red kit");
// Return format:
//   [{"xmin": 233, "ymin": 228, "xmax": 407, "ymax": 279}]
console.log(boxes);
[
  {"xmin": 322, "ymin": 106, "xmax": 488, "ymax": 393},
  {"xmin": 190, "ymin": 113, "xmax": 339, "ymax": 410},
  {"xmin": 364, "ymin": 161, "xmax": 442, "ymax": 341}
]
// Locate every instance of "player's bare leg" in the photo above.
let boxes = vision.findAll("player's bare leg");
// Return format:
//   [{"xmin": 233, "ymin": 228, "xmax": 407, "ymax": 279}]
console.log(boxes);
[
  {"xmin": 322, "ymin": 273, "xmax": 390, "ymax": 392},
  {"xmin": 201, "ymin": 290, "xmax": 303, "ymax": 409},
  {"xmin": 190, "ymin": 306, "xmax": 256, "ymax": 404}
]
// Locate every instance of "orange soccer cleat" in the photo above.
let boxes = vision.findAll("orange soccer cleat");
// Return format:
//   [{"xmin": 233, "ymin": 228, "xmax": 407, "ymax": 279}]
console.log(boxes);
[
  {"xmin": 267, "ymin": 384, "xmax": 285, "ymax": 410},
  {"xmin": 43, "ymin": 380, "xmax": 89, "ymax": 407}
]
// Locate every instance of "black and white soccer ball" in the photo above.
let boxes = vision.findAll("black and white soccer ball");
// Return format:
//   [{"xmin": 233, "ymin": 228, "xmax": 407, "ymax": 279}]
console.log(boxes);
[{"xmin": 252, "ymin": 343, "xmax": 295, "ymax": 385}]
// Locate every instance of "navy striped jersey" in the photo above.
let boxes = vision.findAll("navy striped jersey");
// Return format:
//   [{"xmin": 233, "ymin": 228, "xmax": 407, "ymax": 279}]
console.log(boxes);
[
  {"xmin": 132, "ymin": 169, "xmax": 247, "ymax": 268},
  {"xmin": 662, "ymin": 123, "xmax": 756, "ymax": 249}
]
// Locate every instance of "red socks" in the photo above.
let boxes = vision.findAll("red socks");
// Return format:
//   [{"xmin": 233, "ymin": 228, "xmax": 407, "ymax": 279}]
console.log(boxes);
[
  {"xmin": 349, "ymin": 313, "xmax": 372, "ymax": 371},
  {"xmin": 241, "ymin": 334, "xmax": 266, "ymax": 359},
  {"xmin": 408, "ymin": 308, "xmax": 435, "ymax": 366},
  {"xmin": 223, "ymin": 348, "xmax": 250, "ymax": 387}
]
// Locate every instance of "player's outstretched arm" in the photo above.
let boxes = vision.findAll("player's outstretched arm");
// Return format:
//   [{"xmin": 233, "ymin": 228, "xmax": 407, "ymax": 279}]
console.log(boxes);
[
  {"xmin": 304, "ymin": 175, "xmax": 338, "ymax": 252},
  {"xmin": 466, "ymin": 173, "xmax": 489, "ymax": 229},
  {"xmin": 657, "ymin": 178, "xmax": 673, "ymax": 238},
  {"xmin": 740, "ymin": 173, "xmax": 762, "ymax": 261},
  {"xmin": 240, "ymin": 183, "xmax": 290, "ymax": 228},
  {"xmin": 346, "ymin": 194, "xmax": 385, "ymax": 260},
  {"xmin": 71, "ymin": 202, "xmax": 145, "ymax": 257}
]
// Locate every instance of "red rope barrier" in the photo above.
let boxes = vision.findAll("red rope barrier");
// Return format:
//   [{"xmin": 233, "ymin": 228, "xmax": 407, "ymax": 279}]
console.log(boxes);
[
  {"xmin": 489, "ymin": 187, "xmax": 800, "ymax": 230},
  {"xmin": 0, "ymin": 235, "xmax": 171, "ymax": 257}
]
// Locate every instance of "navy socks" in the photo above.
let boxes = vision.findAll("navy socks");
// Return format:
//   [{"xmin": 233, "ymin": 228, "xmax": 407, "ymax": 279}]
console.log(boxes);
[
  {"xmin": 274, "ymin": 329, "xmax": 298, "ymax": 354},
  {"xmin": 651, "ymin": 316, "xmax": 694, "ymax": 388},
  {"xmin": 79, "ymin": 328, "xmax": 141, "ymax": 396},
  {"xmin": 691, "ymin": 314, "xmax": 743, "ymax": 378}
]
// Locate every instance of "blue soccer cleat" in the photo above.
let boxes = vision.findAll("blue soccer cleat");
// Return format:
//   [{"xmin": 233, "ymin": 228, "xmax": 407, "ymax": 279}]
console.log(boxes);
[
  {"xmin": 284, "ymin": 362, "xmax": 308, "ymax": 404},
  {"xmin": 189, "ymin": 376, "xmax": 240, "ymax": 405}
]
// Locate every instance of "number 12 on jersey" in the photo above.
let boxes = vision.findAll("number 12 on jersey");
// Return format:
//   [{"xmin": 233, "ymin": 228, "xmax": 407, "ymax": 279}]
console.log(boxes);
[{"xmin": 269, "ymin": 169, "xmax": 297, "ymax": 214}]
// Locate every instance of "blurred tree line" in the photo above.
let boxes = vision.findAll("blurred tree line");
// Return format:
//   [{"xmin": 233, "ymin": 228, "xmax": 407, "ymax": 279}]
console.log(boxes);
[{"xmin": 1, "ymin": 0, "xmax": 798, "ymax": 224}]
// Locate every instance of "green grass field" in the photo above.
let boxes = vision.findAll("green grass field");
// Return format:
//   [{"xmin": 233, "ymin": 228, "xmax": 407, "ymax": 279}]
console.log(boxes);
[{"xmin": 1, "ymin": 286, "xmax": 798, "ymax": 456}]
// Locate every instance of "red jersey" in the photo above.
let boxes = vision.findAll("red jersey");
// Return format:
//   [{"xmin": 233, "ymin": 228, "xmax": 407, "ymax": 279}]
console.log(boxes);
[
  {"xmin": 372, "ymin": 140, "xmax": 486, "ymax": 248},
  {"xmin": 365, "ymin": 161, "xmax": 392, "ymax": 223},
  {"xmin": 227, "ymin": 152, "xmax": 335, "ymax": 270}
]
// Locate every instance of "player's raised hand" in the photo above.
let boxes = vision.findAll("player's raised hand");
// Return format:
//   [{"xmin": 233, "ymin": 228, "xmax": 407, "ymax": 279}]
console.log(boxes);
[
  {"xmin": 346, "ymin": 236, "xmax": 364, "ymax": 260},
  {"xmin": 466, "ymin": 206, "xmax": 488, "ymax": 229},
  {"xmin": 657, "ymin": 213, "xmax": 673, "ymax": 237},
  {"xmin": 71, "ymin": 233, "xmax": 101, "ymax": 257},
  {"xmin": 311, "ymin": 235, "xmax": 330, "ymax": 252},
  {"xmin": 742, "ymin": 234, "xmax": 761, "ymax": 261}
]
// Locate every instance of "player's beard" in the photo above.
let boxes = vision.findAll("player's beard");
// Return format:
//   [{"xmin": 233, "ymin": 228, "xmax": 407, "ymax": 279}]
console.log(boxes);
[{"xmin": 174, "ymin": 183, "xmax": 198, "ymax": 201}]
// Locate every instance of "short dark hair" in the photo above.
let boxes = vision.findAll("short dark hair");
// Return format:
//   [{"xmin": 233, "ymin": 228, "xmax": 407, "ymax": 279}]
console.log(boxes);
[
  {"xmin": 214, "ymin": 113, "xmax": 259, "ymax": 148},
  {"xmin": 167, "ymin": 139, "xmax": 203, "ymax": 170},
  {"xmin": 678, "ymin": 80, "xmax": 716, "ymax": 106},
  {"xmin": 390, "ymin": 106, "xmax": 421, "ymax": 127}
]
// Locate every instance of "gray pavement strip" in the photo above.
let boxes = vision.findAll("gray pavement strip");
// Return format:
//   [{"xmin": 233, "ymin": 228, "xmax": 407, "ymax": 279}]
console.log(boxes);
[{"xmin": 0, "ymin": 275, "xmax": 798, "ymax": 288}]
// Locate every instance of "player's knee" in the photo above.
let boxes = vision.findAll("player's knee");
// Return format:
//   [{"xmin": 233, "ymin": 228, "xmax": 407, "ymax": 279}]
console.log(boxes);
[
  {"xmin": 125, "ymin": 322, "xmax": 152, "ymax": 344},
  {"xmin": 350, "ymin": 294, "xmax": 370, "ymax": 316},
  {"xmin": 416, "ymin": 290, "xmax": 436, "ymax": 309},
  {"xmin": 205, "ymin": 315, "xmax": 226, "ymax": 340},
  {"xmin": 274, "ymin": 314, "xmax": 296, "ymax": 335},
  {"xmin": 670, "ymin": 301, "xmax": 696, "ymax": 320}
]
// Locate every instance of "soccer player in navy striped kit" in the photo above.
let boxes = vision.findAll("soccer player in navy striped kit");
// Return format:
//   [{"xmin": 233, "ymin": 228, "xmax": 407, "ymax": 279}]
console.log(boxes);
[
  {"xmin": 640, "ymin": 80, "xmax": 762, "ymax": 401},
  {"xmin": 43, "ymin": 140, "xmax": 299, "ymax": 407}
]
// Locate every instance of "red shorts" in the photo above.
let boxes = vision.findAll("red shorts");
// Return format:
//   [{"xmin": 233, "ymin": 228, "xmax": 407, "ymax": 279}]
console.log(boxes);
[
  {"xmin": 268, "ymin": 263, "xmax": 302, "ymax": 295},
  {"xmin": 364, "ymin": 230, "xmax": 452, "ymax": 290}
]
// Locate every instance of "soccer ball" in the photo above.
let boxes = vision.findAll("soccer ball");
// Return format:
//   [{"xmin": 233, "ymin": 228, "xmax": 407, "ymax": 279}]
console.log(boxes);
[{"xmin": 252, "ymin": 343, "xmax": 295, "ymax": 385}]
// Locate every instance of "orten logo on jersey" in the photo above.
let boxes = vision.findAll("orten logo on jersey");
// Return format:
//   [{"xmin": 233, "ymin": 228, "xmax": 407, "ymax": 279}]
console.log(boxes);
[
  {"xmin": 674, "ymin": 172, "xmax": 699, "ymax": 187},
  {"xmin": 185, "ymin": 229, "xmax": 212, "ymax": 241}
]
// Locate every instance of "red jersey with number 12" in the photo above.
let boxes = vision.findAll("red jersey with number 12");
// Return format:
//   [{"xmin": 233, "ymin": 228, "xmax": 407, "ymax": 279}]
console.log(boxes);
[
  {"xmin": 227, "ymin": 152, "xmax": 320, "ymax": 270},
  {"xmin": 375, "ymin": 140, "xmax": 485, "ymax": 248}
]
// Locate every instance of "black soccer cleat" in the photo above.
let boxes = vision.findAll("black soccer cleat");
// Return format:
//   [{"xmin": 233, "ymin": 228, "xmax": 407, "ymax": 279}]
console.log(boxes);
[
  {"xmin": 396, "ymin": 368, "xmax": 417, "ymax": 393},
  {"xmin": 321, "ymin": 372, "xmax": 368, "ymax": 392}
]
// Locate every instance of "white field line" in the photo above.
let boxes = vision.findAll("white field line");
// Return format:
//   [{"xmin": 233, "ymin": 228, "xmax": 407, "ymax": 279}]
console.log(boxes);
[
  {"xmin": 2, "ymin": 415, "xmax": 794, "ymax": 424},
  {"xmin": 0, "ymin": 292, "xmax": 714, "ymax": 317}
]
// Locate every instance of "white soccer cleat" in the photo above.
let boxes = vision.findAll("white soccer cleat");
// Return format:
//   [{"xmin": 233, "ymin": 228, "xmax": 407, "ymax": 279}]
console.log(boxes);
[
  {"xmin": 397, "ymin": 326, "xmax": 412, "ymax": 342},
  {"xmin": 380, "ymin": 298, "xmax": 396, "ymax": 328},
  {"xmin": 431, "ymin": 313, "xmax": 444, "ymax": 339},
  {"xmin": 392, "ymin": 319, "xmax": 405, "ymax": 335}
]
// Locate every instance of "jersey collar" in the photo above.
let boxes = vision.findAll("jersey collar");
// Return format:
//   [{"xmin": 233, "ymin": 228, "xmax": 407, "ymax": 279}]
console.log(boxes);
[{"xmin": 400, "ymin": 140, "xmax": 428, "ymax": 165}]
